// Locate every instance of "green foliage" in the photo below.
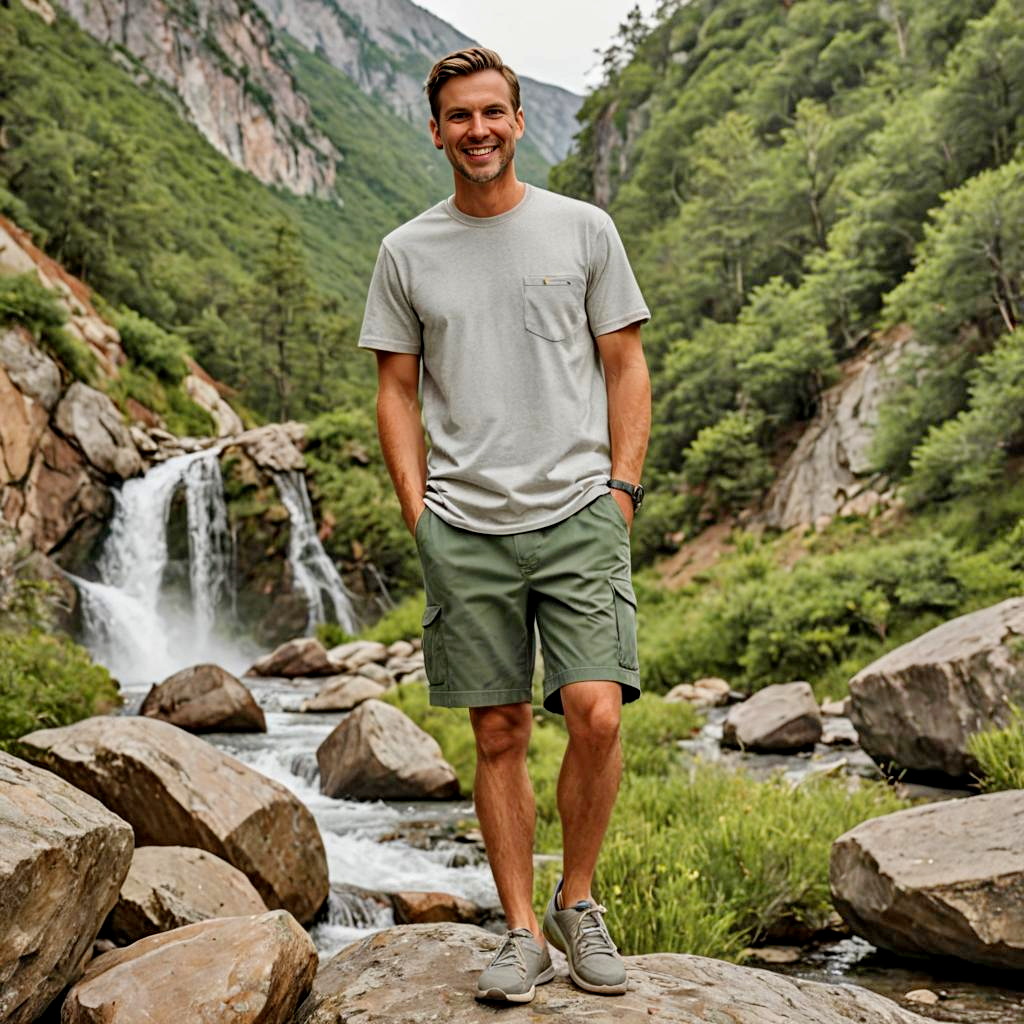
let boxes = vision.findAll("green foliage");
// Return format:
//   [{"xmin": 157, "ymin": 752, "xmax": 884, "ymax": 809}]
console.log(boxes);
[
  {"xmin": 0, "ymin": 272, "xmax": 97, "ymax": 381},
  {"xmin": 359, "ymin": 593, "xmax": 424, "ymax": 646},
  {"xmin": 115, "ymin": 309, "xmax": 189, "ymax": 382},
  {"xmin": 316, "ymin": 622, "xmax": 356, "ymax": 648},
  {"xmin": 0, "ymin": 630, "xmax": 121, "ymax": 748},
  {"xmin": 968, "ymin": 703, "xmax": 1024, "ymax": 792},
  {"xmin": 682, "ymin": 411, "xmax": 772, "ymax": 515}
]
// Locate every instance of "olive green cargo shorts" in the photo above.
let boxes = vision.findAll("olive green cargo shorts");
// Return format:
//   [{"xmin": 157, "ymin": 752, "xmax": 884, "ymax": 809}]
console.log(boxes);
[{"xmin": 414, "ymin": 493, "xmax": 641, "ymax": 715}]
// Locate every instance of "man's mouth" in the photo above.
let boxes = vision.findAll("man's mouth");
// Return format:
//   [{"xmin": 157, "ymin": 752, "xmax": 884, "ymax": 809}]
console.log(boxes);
[{"xmin": 464, "ymin": 145, "xmax": 498, "ymax": 158}]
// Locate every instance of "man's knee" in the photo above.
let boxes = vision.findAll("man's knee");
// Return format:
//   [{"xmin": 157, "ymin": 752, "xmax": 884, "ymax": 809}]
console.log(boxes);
[
  {"xmin": 470, "ymin": 702, "xmax": 532, "ymax": 762},
  {"xmin": 562, "ymin": 682, "xmax": 622, "ymax": 749}
]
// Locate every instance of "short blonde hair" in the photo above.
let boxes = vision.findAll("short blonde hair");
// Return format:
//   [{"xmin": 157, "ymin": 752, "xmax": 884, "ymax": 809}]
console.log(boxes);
[{"xmin": 425, "ymin": 47, "xmax": 521, "ymax": 121}]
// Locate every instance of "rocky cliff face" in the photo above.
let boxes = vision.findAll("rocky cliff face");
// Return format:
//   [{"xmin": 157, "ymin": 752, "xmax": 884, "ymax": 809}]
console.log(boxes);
[
  {"xmin": 254, "ymin": 0, "xmax": 582, "ymax": 164},
  {"xmin": 51, "ymin": 0, "xmax": 339, "ymax": 197}
]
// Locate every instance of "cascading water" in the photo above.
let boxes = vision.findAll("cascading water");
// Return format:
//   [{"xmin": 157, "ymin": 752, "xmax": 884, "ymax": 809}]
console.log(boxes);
[
  {"xmin": 73, "ymin": 447, "xmax": 244, "ymax": 682},
  {"xmin": 274, "ymin": 469, "xmax": 358, "ymax": 635}
]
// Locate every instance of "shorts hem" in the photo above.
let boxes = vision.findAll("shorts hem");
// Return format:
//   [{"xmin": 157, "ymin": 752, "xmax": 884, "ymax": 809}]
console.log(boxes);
[
  {"xmin": 542, "ymin": 666, "xmax": 641, "ymax": 714},
  {"xmin": 428, "ymin": 687, "xmax": 533, "ymax": 708}
]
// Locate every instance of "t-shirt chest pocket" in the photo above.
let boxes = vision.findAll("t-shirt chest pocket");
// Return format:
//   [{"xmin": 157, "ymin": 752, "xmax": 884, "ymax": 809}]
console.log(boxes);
[{"xmin": 523, "ymin": 276, "xmax": 586, "ymax": 342}]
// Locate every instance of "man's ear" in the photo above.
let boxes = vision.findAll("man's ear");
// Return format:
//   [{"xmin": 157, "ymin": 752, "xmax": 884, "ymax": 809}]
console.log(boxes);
[
  {"xmin": 429, "ymin": 118, "xmax": 443, "ymax": 150},
  {"xmin": 515, "ymin": 108, "xmax": 525, "ymax": 140}
]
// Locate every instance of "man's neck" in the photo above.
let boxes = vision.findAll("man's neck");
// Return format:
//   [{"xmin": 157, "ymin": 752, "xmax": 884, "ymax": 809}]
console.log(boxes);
[{"xmin": 451, "ymin": 172, "xmax": 526, "ymax": 219}]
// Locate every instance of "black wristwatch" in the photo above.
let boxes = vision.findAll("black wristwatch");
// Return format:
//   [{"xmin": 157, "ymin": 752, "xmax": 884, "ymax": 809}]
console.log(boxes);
[{"xmin": 607, "ymin": 478, "xmax": 645, "ymax": 512}]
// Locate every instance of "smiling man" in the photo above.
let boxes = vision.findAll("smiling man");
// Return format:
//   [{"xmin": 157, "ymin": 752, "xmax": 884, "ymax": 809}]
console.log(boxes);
[{"xmin": 359, "ymin": 47, "xmax": 651, "ymax": 1004}]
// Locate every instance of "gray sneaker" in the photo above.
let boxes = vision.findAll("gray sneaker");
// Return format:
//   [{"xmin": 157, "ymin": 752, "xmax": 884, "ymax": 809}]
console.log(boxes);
[
  {"xmin": 475, "ymin": 928, "xmax": 555, "ymax": 1003},
  {"xmin": 542, "ymin": 880, "xmax": 627, "ymax": 994}
]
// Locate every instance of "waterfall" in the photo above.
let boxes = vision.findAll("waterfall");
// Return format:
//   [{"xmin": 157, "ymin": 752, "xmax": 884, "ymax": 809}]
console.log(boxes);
[
  {"xmin": 274, "ymin": 470, "xmax": 359, "ymax": 636},
  {"xmin": 73, "ymin": 448, "xmax": 243, "ymax": 683}
]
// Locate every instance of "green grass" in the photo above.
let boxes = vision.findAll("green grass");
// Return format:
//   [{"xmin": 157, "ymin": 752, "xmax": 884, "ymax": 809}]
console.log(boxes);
[
  {"xmin": 383, "ymin": 681, "xmax": 904, "ymax": 959},
  {"xmin": 0, "ymin": 631, "xmax": 121, "ymax": 749},
  {"xmin": 968, "ymin": 703, "xmax": 1024, "ymax": 792}
]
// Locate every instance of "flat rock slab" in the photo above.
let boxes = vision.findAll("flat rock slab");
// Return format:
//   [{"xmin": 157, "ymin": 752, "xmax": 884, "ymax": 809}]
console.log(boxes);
[
  {"xmin": 849, "ymin": 597, "xmax": 1024, "ymax": 779},
  {"xmin": 300, "ymin": 674, "xmax": 386, "ymax": 712},
  {"xmin": 723, "ymin": 682, "xmax": 822, "ymax": 751},
  {"xmin": 140, "ymin": 663, "xmax": 266, "ymax": 733},
  {"xmin": 107, "ymin": 845, "xmax": 268, "ymax": 943},
  {"xmin": 293, "ymin": 923, "xmax": 932, "ymax": 1024},
  {"xmin": 16, "ymin": 716, "xmax": 328, "ymax": 923},
  {"xmin": 0, "ymin": 752, "xmax": 133, "ymax": 1024},
  {"xmin": 64, "ymin": 911, "xmax": 316, "ymax": 1024},
  {"xmin": 316, "ymin": 699, "xmax": 459, "ymax": 800},
  {"xmin": 247, "ymin": 637, "xmax": 335, "ymax": 677},
  {"xmin": 831, "ymin": 789, "xmax": 1024, "ymax": 970}
]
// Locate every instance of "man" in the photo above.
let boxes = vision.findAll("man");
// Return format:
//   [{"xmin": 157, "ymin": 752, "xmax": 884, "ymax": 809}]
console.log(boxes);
[{"xmin": 359, "ymin": 47, "xmax": 651, "ymax": 1004}]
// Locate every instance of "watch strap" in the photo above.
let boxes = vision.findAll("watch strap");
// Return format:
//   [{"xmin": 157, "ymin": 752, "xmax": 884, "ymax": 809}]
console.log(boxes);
[{"xmin": 607, "ymin": 478, "xmax": 644, "ymax": 511}]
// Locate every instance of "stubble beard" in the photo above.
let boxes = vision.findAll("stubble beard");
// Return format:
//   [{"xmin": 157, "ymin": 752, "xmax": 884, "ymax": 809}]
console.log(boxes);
[{"xmin": 451, "ymin": 142, "xmax": 515, "ymax": 185}]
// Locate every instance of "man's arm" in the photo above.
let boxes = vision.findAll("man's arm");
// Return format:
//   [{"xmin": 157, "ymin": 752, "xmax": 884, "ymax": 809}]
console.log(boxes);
[
  {"xmin": 375, "ymin": 351, "xmax": 427, "ymax": 535},
  {"xmin": 596, "ymin": 322, "xmax": 651, "ymax": 530}
]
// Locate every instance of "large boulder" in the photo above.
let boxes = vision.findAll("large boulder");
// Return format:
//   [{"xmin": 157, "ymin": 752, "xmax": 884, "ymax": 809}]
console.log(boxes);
[
  {"xmin": 63, "ymin": 911, "xmax": 317, "ymax": 1024},
  {"xmin": 831, "ymin": 789, "xmax": 1024, "ymax": 970},
  {"xmin": 140, "ymin": 664, "xmax": 266, "ymax": 733},
  {"xmin": 53, "ymin": 381, "xmax": 143, "ymax": 480},
  {"xmin": 316, "ymin": 700, "xmax": 460, "ymax": 800},
  {"xmin": 0, "ymin": 752, "xmax": 133, "ymax": 1024},
  {"xmin": 723, "ymin": 682, "xmax": 822, "ymax": 752},
  {"xmin": 247, "ymin": 636, "xmax": 335, "ymax": 678},
  {"xmin": 106, "ymin": 845, "xmax": 268, "ymax": 944},
  {"xmin": 849, "ymin": 598, "xmax": 1024, "ymax": 779},
  {"xmin": 17, "ymin": 716, "xmax": 328, "ymax": 923},
  {"xmin": 293, "ymin": 922, "xmax": 932, "ymax": 1024}
]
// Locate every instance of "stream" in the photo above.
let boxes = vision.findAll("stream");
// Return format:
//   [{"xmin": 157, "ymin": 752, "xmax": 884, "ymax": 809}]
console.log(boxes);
[{"xmin": 116, "ymin": 679, "xmax": 1022, "ymax": 1023}]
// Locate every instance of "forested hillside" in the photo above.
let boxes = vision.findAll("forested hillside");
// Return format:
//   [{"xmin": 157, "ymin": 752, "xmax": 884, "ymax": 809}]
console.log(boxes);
[{"xmin": 555, "ymin": 0, "xmax": 1023, "ymax": 540}]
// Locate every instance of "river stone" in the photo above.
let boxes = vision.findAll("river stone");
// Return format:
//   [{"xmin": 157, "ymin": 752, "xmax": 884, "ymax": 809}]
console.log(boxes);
[
  {"xmin": 247, "ymin": 636, "xmax": 335, "ymax": 677},
  {"xmin": 292, "ymin": 922, "xmax": 932, "ymax": 1024},
  {"xmin": 723, "ymin": 682, "xmax": 822, "ymax": 751},
  {"xmin": 391, "ymin": 891, "xmax": 485, "ymax": 926},
  {"xmin": 831, "ymin": 789, "xmax": 1024, "ymax": 970},
  {"xmin": 53, "ymin": 381, "xmax": 143, "ymax": 480},
  {"xmin": 0, "ymin": 752, "xmax": 134, "ymax": 1024},
  {"xmin": 353, "ymin": 661, "xmax": 395, "ymax": 686},
  {"xmin": 387, "ymin": 639, "xmax": 416, "ymax": 658},
  {"xmin": 344, "ymin": 642, "xmax": 389, "ymax": 670},
  {"xmin": 140, "ymin": 664, "xmax": 266, "ymax": 733},
  {"xmin": 106, "ymin": 845, "xmax": 268, "ymax": 943},
  {"xmin": 316, "ymin": 699, "xmax": 460, "ymax": 800},
  {"xmin": 849, "ymin": 597, "xmax": 1024, "ymax": 779},
  {"xmin": 300, "ymin": 674, "xmax": 386, "ymax": 712},
  {"xmin": 17, "ymin": 716, "xmax": 328, "ymax": 923},
  {"xmin": 64, "ymin": 911, "xmax": 317, "ymax": 1024}
]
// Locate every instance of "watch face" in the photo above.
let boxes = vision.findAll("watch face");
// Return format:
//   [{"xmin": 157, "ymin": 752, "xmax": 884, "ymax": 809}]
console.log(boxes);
[{"xmin": 634, "ymin": 484, "xmax": 645, "ymax": 509}]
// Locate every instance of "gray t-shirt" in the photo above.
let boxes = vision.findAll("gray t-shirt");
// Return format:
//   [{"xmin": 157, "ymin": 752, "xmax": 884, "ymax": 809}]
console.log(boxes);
[{"xmin": 359, "ymin": 183, "xmax": 649, "ymax": 535}]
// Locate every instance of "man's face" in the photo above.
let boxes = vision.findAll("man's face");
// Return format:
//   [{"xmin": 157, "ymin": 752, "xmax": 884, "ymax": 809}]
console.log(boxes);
[{"xmin": 430, "ymin": 70, "xmax": 525, "ymax": 185}]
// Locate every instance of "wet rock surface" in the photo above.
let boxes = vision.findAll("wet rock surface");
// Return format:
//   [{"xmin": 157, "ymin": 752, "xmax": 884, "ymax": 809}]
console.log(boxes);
[
  {"xmin": 106, "ymin": 845, "xmax": 268, "ymax": 943},
  {"xmin": 723, "ymin": 682, "xmax": 823, "ymax": 752},
  {"xmin": 141, "ymin": 663, "xmax": 266, "ymax": 732},
  {"xmin": 16, "ymin": 715, "xmax": 328, "ymax": 923},
  {"xmin": 63, "ymin": 911, "xmax": 316, "ymax": 1023},
  {"xmin": 831, "ymin": 790, "xmax": 1024, "ymax": 970},
  {"xmin": 247, "ymin": 636, "xmax": 335, "ymax": 678},
  {"xmin": 294, "ymin": 922, "xmax": 934, "ymax": 1024},
  {"xmin": 316, "ymin": 699, "xmax": 460, "ymax": 800},
  {"xmin": 0, "ymin": 752, "xmax": 133, "ymax": 1024}
]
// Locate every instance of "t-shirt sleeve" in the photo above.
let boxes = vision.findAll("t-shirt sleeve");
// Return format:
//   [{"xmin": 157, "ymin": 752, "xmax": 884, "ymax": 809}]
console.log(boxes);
[
  {"xmin": 585, "ymin": 219, "xmax": 651, "ymax": 338},
  {"xmin": 358, "ymin": 244, "xmax": 423, "ymax": 354}
]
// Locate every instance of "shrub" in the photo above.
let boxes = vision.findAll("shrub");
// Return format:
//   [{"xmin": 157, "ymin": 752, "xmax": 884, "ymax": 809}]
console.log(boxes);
[
  {"xmin": 360, "ymin": 592, "xmax": 424, "ymax": 646},
  {"xmin": 968, "ymin": 702, "xmax": 1024, "ymax": 792},
  {"xmin": 115, "ymin": 308, "xmax": 190, "ymax": 382},
  {"xmin": 0, "ymin": 630, "xmax": 121, "ymax": 748}
]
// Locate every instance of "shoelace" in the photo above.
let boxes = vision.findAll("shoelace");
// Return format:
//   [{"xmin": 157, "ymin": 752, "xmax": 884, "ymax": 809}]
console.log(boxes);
[
  {"xmin": 572, "ymin": 903, "xmax": 618, "ymax": 960},
  {"xmin": 489, "ymin": 929, "xmax": 533, "ymax": 976}
]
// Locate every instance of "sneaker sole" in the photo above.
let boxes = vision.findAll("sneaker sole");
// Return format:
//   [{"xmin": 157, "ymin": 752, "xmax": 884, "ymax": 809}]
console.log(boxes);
[
  {"xmin": 543, "ymin": 916, "xmax": 627, "ymax": 995},
  {"xmin": 475, "ymin": 964, "xmax": 555, "ymax": 1003}
]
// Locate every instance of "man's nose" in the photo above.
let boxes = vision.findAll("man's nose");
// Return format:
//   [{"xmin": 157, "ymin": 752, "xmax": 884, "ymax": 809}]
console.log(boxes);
[{"xmin": 467, "ymin": 113, "xmax": 489, "ymax": 137}]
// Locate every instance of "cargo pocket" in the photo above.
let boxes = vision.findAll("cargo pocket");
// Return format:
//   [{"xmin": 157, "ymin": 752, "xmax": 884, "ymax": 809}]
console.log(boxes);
[
  {"xmin": 610, "ymin": 578, "xmax": 639, "ymax": 671},
  {"xmin": 523, "ymin": 276, "xmax": 585, "ymax": 341},
  {"xmin": 421, "ymin": 604, "xmax": 447, "ymax": 686}
]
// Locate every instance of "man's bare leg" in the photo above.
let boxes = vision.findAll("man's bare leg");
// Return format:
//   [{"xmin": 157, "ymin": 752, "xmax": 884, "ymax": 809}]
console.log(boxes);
[
  {"xmin": 557, "ymin": 681, "xmax": 623, "ymax": 907},
  {"xmin": 469, "ymin": 702, "xmax": 541, "ymax": 938}
]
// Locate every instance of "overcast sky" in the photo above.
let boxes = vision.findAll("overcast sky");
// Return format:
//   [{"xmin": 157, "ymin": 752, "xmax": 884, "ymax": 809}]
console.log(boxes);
[{"xmin": 415, "ymin": 0, "xmax": 661, "ymax": 96}]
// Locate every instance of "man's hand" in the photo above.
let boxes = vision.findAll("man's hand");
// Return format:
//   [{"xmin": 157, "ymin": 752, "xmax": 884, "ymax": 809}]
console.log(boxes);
[
  {"xmin": 406, "ymin": 501, "xmax": 427, "ymax": 537},
  {"xmin": 610, "ymin": 488, "xmax": 634, "ymax": 532}
]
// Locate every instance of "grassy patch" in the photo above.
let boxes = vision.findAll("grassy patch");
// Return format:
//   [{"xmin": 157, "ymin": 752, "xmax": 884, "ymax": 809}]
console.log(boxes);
[
  {"xmin": 968, "ymin": 704, "xmax": 1024, "ymax": 792},
  {"xmin": 0, "ymin": 630, "xmax": 121, "ymax": 749}
]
